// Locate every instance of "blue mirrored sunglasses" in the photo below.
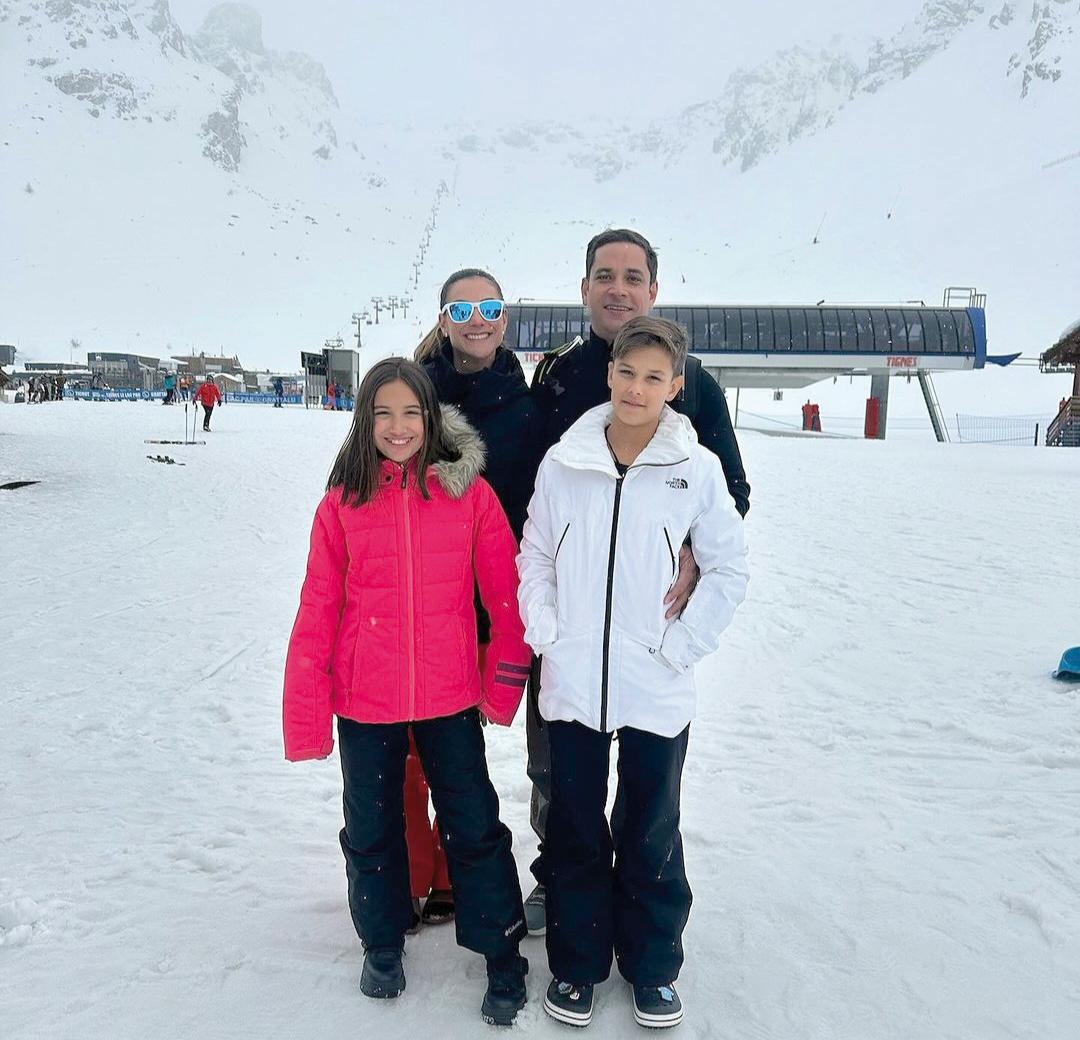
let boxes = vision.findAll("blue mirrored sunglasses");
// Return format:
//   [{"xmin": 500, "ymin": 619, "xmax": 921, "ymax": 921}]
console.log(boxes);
[{"xmin": 440, "ymin": 299, "xmax": 505, "ymax": 323}]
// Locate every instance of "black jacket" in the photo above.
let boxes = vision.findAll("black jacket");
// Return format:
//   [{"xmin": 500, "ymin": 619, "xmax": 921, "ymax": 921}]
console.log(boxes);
[
  {"xmin": 422, "ymin": 342, "xmax": 545, "ymax": 541},
  {"xmin": 532, "ymin": 329, "xmax": 750, "ymax": 517}
]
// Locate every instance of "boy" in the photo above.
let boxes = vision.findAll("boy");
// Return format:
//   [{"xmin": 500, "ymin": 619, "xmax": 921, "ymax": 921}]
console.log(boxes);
[{"xmin": 517, "ymin": 316, "xmax": 749, "ymax": 1028}]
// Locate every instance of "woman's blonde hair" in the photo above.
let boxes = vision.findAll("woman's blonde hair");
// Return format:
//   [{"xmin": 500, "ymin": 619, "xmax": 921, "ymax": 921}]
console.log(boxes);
[
  {"xmin": 413, "ymin": 324, "xmax": 444, "ymax": 363},
  {"xmin": 412, "ymin": 267, "xmax": 506, "ymax": 363}
]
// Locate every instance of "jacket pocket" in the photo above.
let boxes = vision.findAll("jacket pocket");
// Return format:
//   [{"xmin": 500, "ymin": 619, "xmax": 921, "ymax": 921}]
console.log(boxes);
[
  {"xmin": 554, "ymin": 521, "xmax": 571, "ymax": 563},
  {"xmin": 635, "ymin": 634, "xmax": 685, "ymax": 676},
  {"xmin": 663, "ymin": 526, "xmax": 676, "ymax": 583}
]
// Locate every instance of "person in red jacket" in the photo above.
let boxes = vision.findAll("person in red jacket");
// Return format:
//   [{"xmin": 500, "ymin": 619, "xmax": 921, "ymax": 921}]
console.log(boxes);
[
  {"xmin": 193, "ymin": 375, "xmax": 223, "ymax": 430},
  {"xmin": 282, "ymin": 357, "xmax": 530, "ymax": 1026}
]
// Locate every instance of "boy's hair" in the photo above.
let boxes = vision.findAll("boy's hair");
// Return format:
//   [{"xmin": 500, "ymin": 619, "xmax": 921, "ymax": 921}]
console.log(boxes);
[
  {"xmin": 327, "ymin": 357, "xmax": 460, "ymax": 507},
  {"xmin": 611, "ymin": 316, "xmax": 688, "ymax": 377},
  {"xmin": 585, "ymin": 229, "xmax": 658, "ymax": 284},
  {"xmin": 413, "ymin": 267, "xmax": 505, "ymax": 362}
]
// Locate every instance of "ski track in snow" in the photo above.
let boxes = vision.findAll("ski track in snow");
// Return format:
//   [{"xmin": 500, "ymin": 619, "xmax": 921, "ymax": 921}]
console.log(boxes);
[{"xmin": 1, "ymin": 401, "xmax": 1079, "ymax": 1039}]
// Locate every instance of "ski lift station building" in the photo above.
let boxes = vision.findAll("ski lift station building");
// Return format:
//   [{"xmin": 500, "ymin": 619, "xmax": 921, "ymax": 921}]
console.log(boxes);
[{"xmin": 509, "ymin": 288, "xmax": 993, "ymax": 440}]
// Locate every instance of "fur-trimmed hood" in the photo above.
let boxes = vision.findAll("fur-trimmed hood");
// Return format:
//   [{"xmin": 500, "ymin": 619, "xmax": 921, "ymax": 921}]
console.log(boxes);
[{"xmin": 431, "ymin": 403, "xmax": 486, "ymax": 499}]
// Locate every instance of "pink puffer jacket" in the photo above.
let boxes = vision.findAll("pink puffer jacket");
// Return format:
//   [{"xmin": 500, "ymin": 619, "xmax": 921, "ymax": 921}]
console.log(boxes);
[{"xmin": 283, "ymin": 407, "xmax": 531, "ymax": 761}]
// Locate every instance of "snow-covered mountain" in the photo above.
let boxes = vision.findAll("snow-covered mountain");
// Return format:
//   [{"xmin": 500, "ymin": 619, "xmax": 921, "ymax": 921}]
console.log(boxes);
[
  {"xmin": 448, "ymin": 0, "xmax": 1079, "ymax": 179},
  {"xmin": 2, "ymin": 0, "xmax": 1078, "ymax": 417}
]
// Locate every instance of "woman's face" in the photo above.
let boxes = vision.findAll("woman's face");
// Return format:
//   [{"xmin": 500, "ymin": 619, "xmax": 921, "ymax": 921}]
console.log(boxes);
[{"xmin": 437, "ymin": 276, "xmax": 507, "ymax": 364}]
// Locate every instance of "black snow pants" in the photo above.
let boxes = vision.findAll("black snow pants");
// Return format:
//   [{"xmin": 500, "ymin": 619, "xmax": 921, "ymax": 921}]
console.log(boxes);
[
  {"xmin": 545, "ymin": 719, "xmax": 692, "ymax": 987},
  {"xmin": 337, "ymin": 709, "xmax": 526, "ymax": 955}
]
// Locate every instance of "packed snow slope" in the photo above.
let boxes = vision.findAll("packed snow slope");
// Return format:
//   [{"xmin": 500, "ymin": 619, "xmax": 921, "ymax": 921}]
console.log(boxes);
[{"xmin": 2, "ymin": 396, "xmax": 1079, "ymax": 1039}]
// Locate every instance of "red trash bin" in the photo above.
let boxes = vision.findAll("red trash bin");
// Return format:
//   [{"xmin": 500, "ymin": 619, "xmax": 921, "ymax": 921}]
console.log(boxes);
[{"xmin": 864, "ymin": 397, "xmax": 881, "ymax": 438}]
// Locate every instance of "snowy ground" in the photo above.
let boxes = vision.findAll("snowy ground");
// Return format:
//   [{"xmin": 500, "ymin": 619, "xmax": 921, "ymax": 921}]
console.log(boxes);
[{"xmin": 2, "ymin": 400, "xmax": 1079, "ymax": 1040}]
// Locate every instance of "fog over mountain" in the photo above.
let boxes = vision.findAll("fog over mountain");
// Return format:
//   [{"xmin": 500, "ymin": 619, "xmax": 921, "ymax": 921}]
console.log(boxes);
[{"xmin": 3, "ymin": 0, "xmax": 1078, "ymax": 415}]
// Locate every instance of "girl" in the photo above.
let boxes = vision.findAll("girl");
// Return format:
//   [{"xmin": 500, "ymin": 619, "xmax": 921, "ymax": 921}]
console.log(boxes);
[
  {"xmin": 407, "ymin": 269, "xmax": 545, "ymax": 930},
  {"xmin": 283, "ymin": 358, "xmax": 530, "ymax": 1026}
]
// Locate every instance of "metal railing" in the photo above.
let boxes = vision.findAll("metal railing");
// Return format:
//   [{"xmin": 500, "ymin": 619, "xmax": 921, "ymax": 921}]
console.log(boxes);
[
  {"xmin": 942, "ymin": 286, "xmax": 987, "ymax": 309},
  {"xmin": 1047, "ymin": 397, "xmax": 1080, "ymax": 447}
]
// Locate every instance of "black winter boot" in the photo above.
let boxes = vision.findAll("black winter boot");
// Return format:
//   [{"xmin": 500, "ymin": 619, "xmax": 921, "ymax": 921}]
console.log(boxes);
[
  {"xmin": 359, "ymin": 946, "xmax": 405, "ymax": 999},
  {"xmin": 481, "ymin": 951, "xmax": 528, "ymax": 1026}
]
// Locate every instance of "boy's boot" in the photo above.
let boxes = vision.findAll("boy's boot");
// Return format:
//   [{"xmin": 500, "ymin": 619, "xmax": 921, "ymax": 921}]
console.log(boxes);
[
  {"xmin": 523, "ymin": 882, "xmax": 546, "ymax": 935},
  {"xmin": 544, "ymin": 978, "xmax": 595, "ymax": 1027},
  {"xmin": 359, "ymin": 945, "xmax": 405, "ymax": 999},
  {"xmin": 481, "ymin": 950, "xmax": 529, "ymax": 1026},
  {"xmin": 632, "ymin": 983, "xmax": 683, "ymax": 1028}
]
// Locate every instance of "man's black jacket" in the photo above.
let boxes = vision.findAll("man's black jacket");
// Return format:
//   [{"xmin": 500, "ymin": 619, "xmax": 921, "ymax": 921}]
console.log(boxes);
[{"xmin": 531, "ymin": 328, "xmax": 750, "ymax": 517}]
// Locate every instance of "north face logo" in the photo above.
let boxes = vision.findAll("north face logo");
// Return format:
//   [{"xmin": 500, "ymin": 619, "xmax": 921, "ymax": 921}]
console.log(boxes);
[{"xmin": 666, "ymin": 477, "xmax": 688, "ymax": 490}]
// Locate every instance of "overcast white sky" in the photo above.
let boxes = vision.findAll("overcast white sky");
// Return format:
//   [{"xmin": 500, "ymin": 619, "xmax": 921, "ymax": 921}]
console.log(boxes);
[{"xmin": 168, "ymin": 0, "xmax": 927, "ymax": 124}]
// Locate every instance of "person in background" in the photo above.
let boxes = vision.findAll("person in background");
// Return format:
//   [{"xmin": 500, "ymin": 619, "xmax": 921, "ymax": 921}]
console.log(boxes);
[{"xmin": 194, "ymin": 375, "xmax": 223, "ymax": 431}]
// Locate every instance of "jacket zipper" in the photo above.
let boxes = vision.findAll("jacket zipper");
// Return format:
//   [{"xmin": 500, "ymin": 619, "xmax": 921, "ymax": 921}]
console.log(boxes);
[
  {"xmin": 400, "ymin": 463, "xmax": 416, "ymax": 718},
  {"xmin": 600, "ymin": 473, "xmax": 624, "ymax": 732}
]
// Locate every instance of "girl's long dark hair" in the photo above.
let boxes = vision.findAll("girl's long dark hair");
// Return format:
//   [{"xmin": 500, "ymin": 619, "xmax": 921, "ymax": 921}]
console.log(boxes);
[
  {"xmin": 413, "ymin": 267, "xmax": 505, "ymax": 362},
  {"xmin": 327, "ymin": 358, "xmax": 460, "ymax": 507}
]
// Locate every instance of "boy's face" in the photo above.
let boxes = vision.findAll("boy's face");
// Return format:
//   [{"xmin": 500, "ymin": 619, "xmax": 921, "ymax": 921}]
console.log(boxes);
[{"xmin": 607, "ymin": 345, "xmax": 684, "ymax": 429}]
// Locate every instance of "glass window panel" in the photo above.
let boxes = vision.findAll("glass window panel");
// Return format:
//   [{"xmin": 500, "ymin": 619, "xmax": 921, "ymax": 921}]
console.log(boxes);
[
  {"xmin": 756, "ymin": 309, "xmax": 774, "ymax": 351},
  {"xmin": 902, "ymin": 310, "xmax": 925, "ymax": 353},
  {"xmin": 790, "ymin": 308, "xmax": 809, "ymax": 351},
  {"xmin": 936, "ymin": 311, "xmax": 959, "ymax": 353},
  {"xmin": 674, "ymin": 308, "xmax": 693, "ymax": 351},
  {"xmin": 870, "ymin": 309, "xmax": 891, "ymax": 351},
  {"xmin": 550, "ymin": 307, "xmax": 568, "ymax": 346},
  {"xmin": 804, "ymin": 308, "xmax": 824, "ymax": 352},
  {"xmin": 505, "ymin": 306, "xmax": 519, "ymax": 350},
  {"xmin": 723, "ymin": 308, "xmax": 741, "ymax": 350},
  {"xmin": 706, "ymin": 308, "xmax": 722, "ymax": 351},
  {"xmin": 535, "ymin": 308, "xmax": 552, "ymax": 352},
  {"xmin": 837, "ymin": 309, "xmax": 859, "ymax": 352},
  {"xmin": 741, "ymin": 309, "xmax": 757, "ymax": 351},
  {"xmin": 852, "ymin": 309, "xmax": 874, "ymax": 352},
  {"xmin": 822, "ymin": 309, "xmax": 842, "ymax": 352},
  {"xmin": 922, "ymin": 310, "xmax": 942, "ymax": 353},
  {"xmin": 692, "ymin": 307, "xmax": 709, "ymax": 351},
  {"xmin": 955, "ymin": 311, "xmax": 976, "ymax": 354},
  {"xmin": 772, "ymin": 309, "xmax": 792, "ymax": 351},
  {"xmin": 886, "ymin": 310, "xmax": 908, "ymax": 352},
  {"xmin": 515, "ymin": 307, "xmax": 534, "ymax": 352}
]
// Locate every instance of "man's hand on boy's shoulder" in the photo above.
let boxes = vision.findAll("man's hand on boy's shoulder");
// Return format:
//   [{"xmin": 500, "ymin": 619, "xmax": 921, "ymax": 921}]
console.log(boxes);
[{"xmin": 664, "ymin": 543, "xmax": 700, "ymax": 619}]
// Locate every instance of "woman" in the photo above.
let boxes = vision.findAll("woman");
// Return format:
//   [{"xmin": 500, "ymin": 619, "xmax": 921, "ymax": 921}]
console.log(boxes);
[
  {"xmin": 403, "ymin": 269, "xmax": 544, "ymax": 928},
  {"xmin": 415, "ymin": 269, "xmax": 543, "ymax": 540}
]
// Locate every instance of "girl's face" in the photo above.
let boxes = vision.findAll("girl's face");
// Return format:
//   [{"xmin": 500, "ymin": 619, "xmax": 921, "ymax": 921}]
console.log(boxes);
[
  {"xmin": 437, "ymin": 275, "xmax": 507, "ymax": 363},
  {"xmin": 372, "ymin": 379, "xmax": 425, "ymax": 463}
]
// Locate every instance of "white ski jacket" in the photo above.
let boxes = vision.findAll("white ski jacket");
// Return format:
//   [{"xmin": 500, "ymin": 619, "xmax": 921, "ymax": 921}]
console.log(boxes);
[{"xmin": 517, "ymin": 403, "xmax": 749, "ymax": 738}]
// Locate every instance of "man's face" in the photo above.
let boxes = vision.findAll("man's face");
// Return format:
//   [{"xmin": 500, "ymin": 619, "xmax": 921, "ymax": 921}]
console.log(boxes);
[{"xmin": 581, "ymin": 242, "xmax": 658, "ymax": 344}]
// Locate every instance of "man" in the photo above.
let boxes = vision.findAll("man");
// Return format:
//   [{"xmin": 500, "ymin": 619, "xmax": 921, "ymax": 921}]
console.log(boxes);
[
  {"xmin": 273, "ymin": 375, "xmax": 285, "ymax": 408},
  {"xmin": 522, "ymin": 228, "xmax": 751, "ymax": 935}
]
